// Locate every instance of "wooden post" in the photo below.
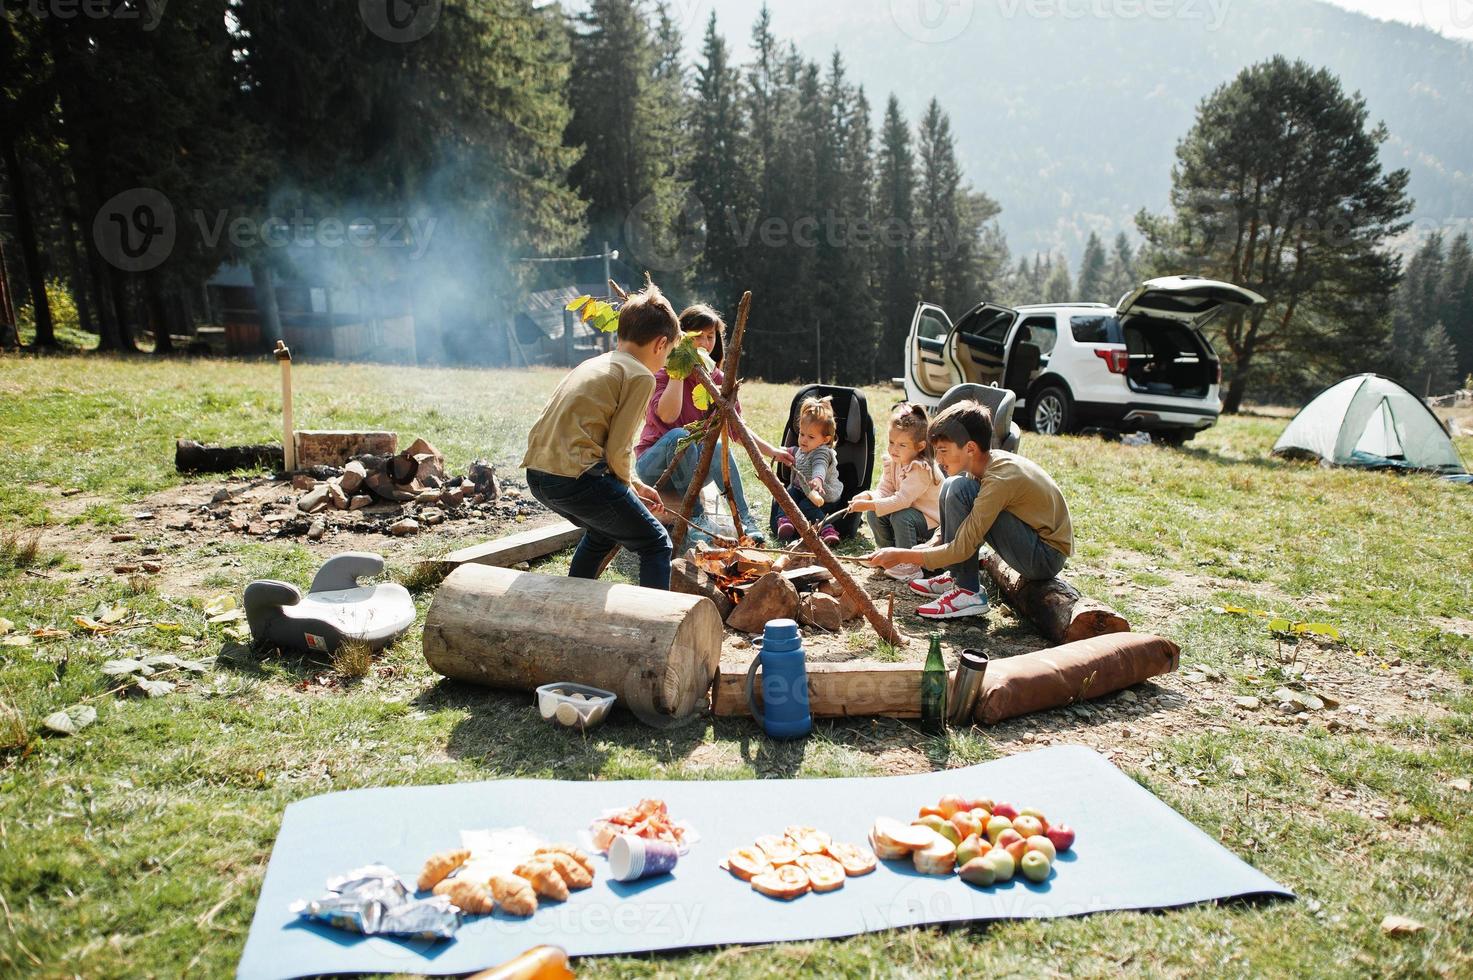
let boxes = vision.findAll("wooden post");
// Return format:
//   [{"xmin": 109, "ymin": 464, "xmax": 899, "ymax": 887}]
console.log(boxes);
[
  {"xmin": 275, "ymin": 340, "xmax": 295, "ymax": 471},
  {"xmin": 670, "ymin": 292, "xmax": 750, "ymax": 553},
  {"xmin": 690, "ymin": 362, "xmax": 905, "ymax": 647}
]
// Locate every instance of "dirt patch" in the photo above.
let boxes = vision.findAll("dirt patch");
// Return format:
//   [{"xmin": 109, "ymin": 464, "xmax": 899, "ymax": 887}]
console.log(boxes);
[{"xmin": 27, "ymin": 476, "xmax": 549, "ymax": 597}]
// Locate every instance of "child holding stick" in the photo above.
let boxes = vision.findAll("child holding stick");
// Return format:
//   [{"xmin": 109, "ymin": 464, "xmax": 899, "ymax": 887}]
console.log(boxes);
[
  {"xmin": 776, "ymin": 395, "xmax": 843, "ymax": 545},
  {"xmin": 848, "ymin": 403, "xmax": 942, "ymax": 583},
  {"xmin": 522, "ymin": 281, "xmax": 681, "ymax": 589},
  {"xmin": 866, "ymin": 400, "xmax": 1072, "ymax": 620}
]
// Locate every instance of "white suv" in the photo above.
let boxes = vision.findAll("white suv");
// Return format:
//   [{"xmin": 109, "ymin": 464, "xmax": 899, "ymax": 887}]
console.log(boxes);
[{"xmin": 901, "ymin": 276, "xmax": 1265, "ymax": 444}]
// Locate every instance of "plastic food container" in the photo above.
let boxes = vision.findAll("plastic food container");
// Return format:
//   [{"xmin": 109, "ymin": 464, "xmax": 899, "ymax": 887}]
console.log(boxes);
[{"xmin": 535, "ymin": 683, "xmax": 617, "ymax": 732}]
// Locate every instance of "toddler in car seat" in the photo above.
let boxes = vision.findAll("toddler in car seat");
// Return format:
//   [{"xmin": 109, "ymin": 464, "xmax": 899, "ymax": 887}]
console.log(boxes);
[{"xmin": 776, "ymin": 395, "xmax": 843, "ymax": 544}]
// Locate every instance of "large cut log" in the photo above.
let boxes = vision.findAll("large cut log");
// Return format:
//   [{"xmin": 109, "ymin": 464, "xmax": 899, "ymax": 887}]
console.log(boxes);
[
  {"xmin": 981, "ymin": 552, "xmax": 1128, "ymax": 644},
  {"xmin": 437, "ymin": 521, "xmax": 584, "ymax": 571},
  {"xmin": 423, "ymin": 565, "xmax": 723, "ymax": 722},
  {"xmin": 175, "ymin": 439, "xmax": 283, "ymax": 474},
  {"xmin": 713, "ymin": 661, "xmax": 924, "ymax": 719},
  {"xmin": 974, "ymin": 632, "xmax": 1179, "ymax": 725},
  {"xmin": 294, "ymin": 430, "xmax": 398, "ymax": 468}
]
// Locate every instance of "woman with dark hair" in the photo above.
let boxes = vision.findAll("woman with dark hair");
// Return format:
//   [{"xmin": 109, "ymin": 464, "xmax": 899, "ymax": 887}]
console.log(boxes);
[{"xmin": 634, "ymin": 304, "xmax": 793, "ymax": 544}]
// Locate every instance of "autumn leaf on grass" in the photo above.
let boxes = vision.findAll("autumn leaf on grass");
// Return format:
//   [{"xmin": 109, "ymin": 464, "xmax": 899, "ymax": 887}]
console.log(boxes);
[{"xmin": 43, "ymin": 704, "xmax": 97, "ymax": 736}]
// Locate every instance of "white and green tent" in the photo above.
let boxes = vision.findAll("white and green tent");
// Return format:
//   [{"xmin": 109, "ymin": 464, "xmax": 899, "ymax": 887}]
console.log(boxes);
[{"xmin": 1272, "ymin": 374, "xmax": 1466, "ymax": 474}]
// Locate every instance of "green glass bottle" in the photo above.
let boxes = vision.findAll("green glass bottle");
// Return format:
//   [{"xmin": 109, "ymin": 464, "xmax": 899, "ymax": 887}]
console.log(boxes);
[{"xmin": 920, "ymin": 633, "xmax": 947, "ymax": 733}]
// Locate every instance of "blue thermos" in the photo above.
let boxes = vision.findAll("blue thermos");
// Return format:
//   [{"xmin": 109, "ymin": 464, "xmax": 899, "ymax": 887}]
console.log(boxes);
[{"xmin": 745, "ymin": 618, "xmax": 812, "ymax": 739}]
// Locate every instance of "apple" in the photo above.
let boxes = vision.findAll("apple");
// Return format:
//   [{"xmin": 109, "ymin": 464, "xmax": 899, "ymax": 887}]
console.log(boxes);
[
  {"xmin": 982, "ymin": 847, "xmax": 1015, "ymax": 882},
  {"xmin": 913, "ymin": 815, "xmax": 961, "ymax": 846},
  {"xmin": 996, "ymin": 829, "xmax": 1028, "ymax": 863},
  {"xmin": 1019, "ymin": 850, "xmax": 1051, "ymax": 883},
  {"xmin": 950, "ymin": 810, "xmax": 983, "ymax": 841},
  {"xmin": 918, "ymin": 804, "xmax": 947, "ymax": 820},
  {"xmin": 1020, "ymin": 807, "xmax": 1050, "ymax": 831},
  {"xmin": 969, "ymin": 806, "xmax": 992, "ymax": 823},
  {"xmin": 965, "ymin": 797, "xmax": 994, "ymax": 816},
  {"xmin": 1045, "ymin": 823, "xmax": 1076, "ymax": 854},
  {"xmin": 991, "ymin": 801, "xmax": 1019, "ymax": 821},
  {"xmin": 1012, "ymin": 815, "xmax": 1045, "ymax": 840},
  {"xmin": 956, "ymin": 833, "xmax": 988, "ymax": 867},
  {"xmin": 985, "ymin": 815, "xmax": 1014, "ymax": 843},
  {"xmin": 958, "ymin": 856, "xmax": 996, "ymax": 887},
  {"xmin": 936, "ymin": 794, "xmax": 967, "ymax": 819},
  {"xmin": 1024, "ymin": 835, "xmax": 1057, "ymax": 862}
]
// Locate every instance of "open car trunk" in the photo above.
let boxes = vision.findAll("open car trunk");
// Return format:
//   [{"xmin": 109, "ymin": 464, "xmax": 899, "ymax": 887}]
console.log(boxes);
[{"xmin": 1121, "ymin": 316, "xmax": 1216, "ymax": 398}]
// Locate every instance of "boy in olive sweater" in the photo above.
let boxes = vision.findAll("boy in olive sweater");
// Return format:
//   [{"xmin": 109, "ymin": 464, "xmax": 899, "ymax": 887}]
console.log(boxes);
[
  {"xmin": 522, "ymin": 284, "xmax": 681, "ymax": 589},
  {"xmin": 867, "ymin": 400, "xmax": 1073, "ymax": 620}
]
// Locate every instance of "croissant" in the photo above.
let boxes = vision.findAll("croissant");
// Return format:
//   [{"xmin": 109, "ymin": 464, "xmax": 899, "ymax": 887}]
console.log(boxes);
[
  {"xmin": 417, "ymin": 848, "xmax": 470, "ymax": 891},
  {"xmin": 443, "ymin": 879, "xmax": 494, "ymax": 914},
  {"xmin": 545, "ymin": 852, "xmax": 593, "ymax": 890},
  {"xmin": 489, "ymin": 873, "xmax": 537, "ymax": 917},
  {"xmin": 514, "ymin": 859, "xmax": 571, "ymax": 902},
  {"xmin": 534, "ymin": 844, "xmax": 594, "ymax": 876}
]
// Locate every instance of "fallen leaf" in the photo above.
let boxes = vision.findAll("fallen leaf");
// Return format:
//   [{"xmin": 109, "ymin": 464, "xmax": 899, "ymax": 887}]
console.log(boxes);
[
  {"xmin": 0, "ymin": 616, "xmax": 12, "ymax": 634},
  {"xmin": 223, "ymin": 623, "xmax": 252, "ymax": 643},
  {"xmin": 1, "ymin": 634, "xmax": 33, "ymax": 647},
  {"xmin": 207, "ymin": 609, "xmax": 245, "ymax": 624},
  {"xmin": 203, "ymin": 595, "xmax": 236, "ymax": 617},
  {"xmin": 98, "ymin": 604, "xmax": 129, "ymax": 625},
  {"xmin": 102, "ymin": 658, "xmax": 147, "ymax": 677},
  {"xmin": 1293, "ymin": 622, "xmax": 1341, "ymax": 641},
  {"xmin": 1380, "ymin": 914, "xmax": 1426, "ymax": 936},
  {"xmin": 136, "ymin": 678, "xmax": 176, "ymax": 698},
  {"xmin": 43, "ymin": 704, "xmax": 97, "ymax": 735},
  {"xmin": 30, "ymin": 627, "xmax": 68, "ymax": 640},
  {"xmin": 154, "ymin": 621, "xmax": 182, "ymax": 633}
]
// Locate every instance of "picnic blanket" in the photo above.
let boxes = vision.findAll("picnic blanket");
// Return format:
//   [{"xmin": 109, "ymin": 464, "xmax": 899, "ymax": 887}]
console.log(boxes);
[{"xmin": 237, "ymin": 745, "xmax": 1291, "ymax": 978}]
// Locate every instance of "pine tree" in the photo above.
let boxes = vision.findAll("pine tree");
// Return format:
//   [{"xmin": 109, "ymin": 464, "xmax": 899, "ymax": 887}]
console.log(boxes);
[
  {"xmin": 1076, "ymin": 232, "xmax": 1108, "ymax": 303},
  {"xmin": 1138, "ymin": 57, "xmax": 1412, "ymax": 412},
  {"xmin": 1105, "ymin": 232, "xmax": 1137, "ymax": 305},
  {"xmin": 875, "ymin": 95, "xmax": 917, "ymax": 376},
  {"xmin": 1389, "ymin": 235, "xmax": 1460, "ymax": 395},
  {"xmin": 1440, "ymin": 232, "xmax": 1473, "ymax": 380},
  {"xmin": 1043, "ymin": 255, "xmax": 1073, "ymax": 303},
  {"xmin": 916, "ymin": 99, "xmax": 972, "ymax": 315},
  {"xmin": 689, "ymin": 12, "xmax": 750, "ymax": 310}
]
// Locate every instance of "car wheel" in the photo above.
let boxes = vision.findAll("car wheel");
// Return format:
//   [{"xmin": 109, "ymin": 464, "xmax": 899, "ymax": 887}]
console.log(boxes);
[{"xmin": 1030, "ymin": 385, "xmax": 1073, "ymax": 436}]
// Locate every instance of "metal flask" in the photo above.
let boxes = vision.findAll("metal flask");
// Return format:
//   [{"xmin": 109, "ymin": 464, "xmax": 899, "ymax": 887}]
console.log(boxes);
[{"xmin": 947, "ymin": 648, "xmax": 989, "ymax": 725}]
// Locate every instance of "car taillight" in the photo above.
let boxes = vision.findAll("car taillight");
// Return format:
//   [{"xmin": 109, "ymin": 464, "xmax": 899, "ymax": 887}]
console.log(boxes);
[
  {"xmin": 1214, "ymin": 360, "xmax": 1222, "ymax": 385},
  {"xmin": 1094, "ymin": 347, "xmax": 1129, "ymax": 374}
]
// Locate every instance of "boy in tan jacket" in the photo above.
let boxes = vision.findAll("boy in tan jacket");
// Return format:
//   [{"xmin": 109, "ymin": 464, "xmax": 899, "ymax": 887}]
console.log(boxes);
[{"xmin": 522, "ymin": 283, "xmax": 681, "ymax": 589}]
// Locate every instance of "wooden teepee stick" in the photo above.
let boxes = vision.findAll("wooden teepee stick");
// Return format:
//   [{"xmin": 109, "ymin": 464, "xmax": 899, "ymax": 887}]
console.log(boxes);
[
  {"xmin": 670, "ymin": 292, "xmax": 750, "ymax": 553},
  {"xmin": 689, "ymin": 361, "xmax": 906, "ymax": 647}
]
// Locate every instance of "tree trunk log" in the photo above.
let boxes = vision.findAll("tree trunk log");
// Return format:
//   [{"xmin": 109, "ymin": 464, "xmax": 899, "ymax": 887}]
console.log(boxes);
[
  {"xmin": 174, "ymin": 439, "xmax": 283, "ymax": 474},
  {"xmin": 423, "ymin": 565, "xmax": 723, "ymax": 722},
  {"xmin": 712, "ymin": 660, "xmax": 925, "ymax": 718},
  {"xmin": 981, "ymin": 552, "xmax": 1129, "ymax": 644},
  {"xmin": 690, "ymin": 363, "xmax": 905, "ymax": 647}
]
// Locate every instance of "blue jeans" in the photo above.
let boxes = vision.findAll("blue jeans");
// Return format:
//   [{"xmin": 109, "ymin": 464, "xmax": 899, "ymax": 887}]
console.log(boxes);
[
  {"xmin": 526, "ymin": 466, "xmax": 672, "ymax": 590},
  {"xmin": 939, "ymin": 475, "xmax": 1066, "ymax": 591},
  {"xmin": 635, "ymin": 427, "xmax": 756, "ymax": 528},
  {"xmin": 865, "ymin": 507, "xmax": 934, "ymax": 549}
]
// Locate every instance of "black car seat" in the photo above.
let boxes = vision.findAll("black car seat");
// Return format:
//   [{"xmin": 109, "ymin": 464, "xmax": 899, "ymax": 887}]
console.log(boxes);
[
  {"xmin": 937, "ymin": 383, "xmax": 1022, "ymax": 453},
  {"xmin": 768, "ymin": 384, "xmax": 876, "ymax": 538}
]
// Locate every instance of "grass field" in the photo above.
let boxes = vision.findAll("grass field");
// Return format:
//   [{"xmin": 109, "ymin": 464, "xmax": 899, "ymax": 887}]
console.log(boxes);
[{"xmin": 1, "ymin": 353, "xmax": 1471, "ymax": 978}]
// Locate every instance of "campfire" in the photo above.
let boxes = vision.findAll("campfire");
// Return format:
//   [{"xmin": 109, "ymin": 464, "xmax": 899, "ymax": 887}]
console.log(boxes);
[{"xmin": 674, "ymin": 541, "xmax": 865, "ymax": 634}]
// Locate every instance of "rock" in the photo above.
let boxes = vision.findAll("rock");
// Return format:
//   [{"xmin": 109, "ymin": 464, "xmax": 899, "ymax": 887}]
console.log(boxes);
[
  {"xmin": 141, "ymin": 545, "xmax": 159, "ymax": 556},
  {"xmin": 229, "ymin": 513, "xmax": 251, "ymax": 532},
  {"xmin": 291, "ymin": 473, "xmax": 317, "ymax": 491},
  {"xmin": 298, "ymin": 485, "xmax": 331, "ymax": 513},
  {"xmin": 421, "ymin": 508, "xmax": 445, "ymax": 526},
  {"xmin": 307, "ymin": 519, "xmax": 325, "ymax": 541},
  {"xmin": 442, "ymin": 486, "xmax": 465, "ymax": 508},
  {"xmin": 140, "ymin": 561, "xmax": 162, "ymax": 574},
  {"xmin": 1379, "ymin": 915, "xmax": 1425, "ymax": 936},
  {"xmin": 389, "ymin": 518, "xmax": 420, "ymax": 537},
  {"xmin": 669, "ymin": 558, "xmax": 734, "ymax": 619},
  {"xmin": 416, "ymin": 489, "xmax": 443, "ymax": 505},
  {"xmin": 114, "ymin": 564, "xmax": 139, "ymax": 574},
  {"xmin": 1446, "ymin": 778, "xmax": 1471, "ymax": 793},
  {"xmin": 348, "ymin": 494, "xmax": 373, "ymax": 511},
  {"xmin": 339, "ymin": 460, "xmax": 368, "ymax": 494},
  {"xmin": 366, "ymin": 472, "xmax": 416, "ymax": 502},
  {"xmin": 326, "ymin": 479, "xmax": 350, "ymax": 509},
  {"xmin": 1234, "ymin": 696, "xmax": 1261, "ymax": 710},
  {"xmin": 1272, "ymin": 687, "xmax": 1323, "ymax": 712},
  {"xmin": 726, "ymin": 572, "xmax": 800, "ymax": 633},
  {"xmin": 468, "ymin": 459, "xmax": 498, "ymax": 499},
  {"xmin": 798, "ymin": 592, "xmax": 843, "ymax": 631},
  {"xmin": 816, "ymin": 579, "xmax": 862, "ymax": 621}
]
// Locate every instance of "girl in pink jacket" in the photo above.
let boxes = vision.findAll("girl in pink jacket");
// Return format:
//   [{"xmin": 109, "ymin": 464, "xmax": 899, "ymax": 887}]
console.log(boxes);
[{"xmin": 849, "ymin": 403, "xmax": 943, "ymax": 582}]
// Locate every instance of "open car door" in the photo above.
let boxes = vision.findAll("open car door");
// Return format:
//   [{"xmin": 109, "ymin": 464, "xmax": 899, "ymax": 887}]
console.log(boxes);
[
  {"xmin": 1115, "ymin": 276, "xmax": 1266, "ymax": 326},
  {"xmin": 907, "ymin": 302, "xmax": 956, "ymax": 398},
  {"xmin": 947, "ymin": 303, "xmax": 1018, "ymax": 388}
]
